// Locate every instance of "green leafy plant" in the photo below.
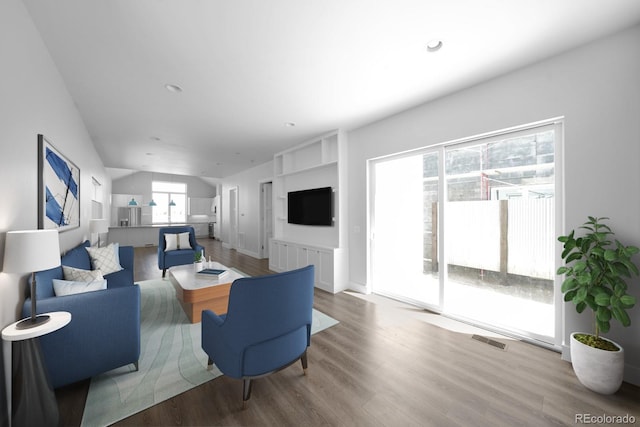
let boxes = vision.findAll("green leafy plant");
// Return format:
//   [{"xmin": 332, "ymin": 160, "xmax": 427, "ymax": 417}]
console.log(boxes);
[
  {"xmin": 557, "ymin": 217, "xmax": 639, "ymax": 350},
  {"xmin": 194, "ymin": 251, "xmax": 203, "ymax": 263}
]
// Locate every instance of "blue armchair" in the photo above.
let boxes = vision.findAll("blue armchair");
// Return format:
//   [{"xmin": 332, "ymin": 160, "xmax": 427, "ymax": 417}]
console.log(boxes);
[
  {"xmin": 158, "ymin": 226, "xmax": 204, "ymax": 277},
  {"xmin": 201, "ymin": 265, "xmax": 315, "ymax": 407}
]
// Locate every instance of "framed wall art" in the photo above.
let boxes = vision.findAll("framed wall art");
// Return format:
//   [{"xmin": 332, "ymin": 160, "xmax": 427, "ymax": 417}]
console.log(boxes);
[{"xmin": 38, "ymin": 134, "xmax": 80, "ymax": 231}]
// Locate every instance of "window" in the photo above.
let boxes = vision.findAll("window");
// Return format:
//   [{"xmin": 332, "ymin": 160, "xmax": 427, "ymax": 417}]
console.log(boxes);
[{"xmin": 152, "ymin": 181, "xmax": 187, "ymax": 224}]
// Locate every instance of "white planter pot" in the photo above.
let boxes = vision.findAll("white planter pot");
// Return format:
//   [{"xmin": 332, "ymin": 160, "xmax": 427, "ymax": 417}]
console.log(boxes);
[{"xmin": 570, "ymin": 332, "xmax": 624, "ymax": 395}]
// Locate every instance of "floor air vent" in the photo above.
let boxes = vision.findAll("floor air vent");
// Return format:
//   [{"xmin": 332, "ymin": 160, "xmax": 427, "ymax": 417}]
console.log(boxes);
[{"xmin": 471, "ymin": 334, "xmax": 507, "ymax": 350}]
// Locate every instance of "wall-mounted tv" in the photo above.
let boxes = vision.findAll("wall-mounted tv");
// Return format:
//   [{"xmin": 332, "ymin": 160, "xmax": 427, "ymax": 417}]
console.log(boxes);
[{"xmin": 287, "ymin": 187, "xmax": 333, "ymax": 226}]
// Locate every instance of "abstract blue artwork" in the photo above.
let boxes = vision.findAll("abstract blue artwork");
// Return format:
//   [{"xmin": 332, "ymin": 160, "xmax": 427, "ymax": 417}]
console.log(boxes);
[{"xmin": 38, "ymin": 135, "xmax": 80, "ymax": 231}]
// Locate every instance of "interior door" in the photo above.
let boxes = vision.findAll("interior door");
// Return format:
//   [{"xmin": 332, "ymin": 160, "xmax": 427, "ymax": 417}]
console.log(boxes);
[
  {"xmin": 260, "ymin": 181, "xmax": 273, "ymax": 258},
  {"xmin": 229, "ymin": 187, "xmax": 238, "ymax": 249}
]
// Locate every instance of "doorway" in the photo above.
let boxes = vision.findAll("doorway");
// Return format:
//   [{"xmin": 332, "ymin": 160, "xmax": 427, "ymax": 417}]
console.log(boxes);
[
  {"xmin": 229, "ymin": 186, "xmax": 239, "ymax": 250},
  {"xmin": 260, "ymin": 181, "xmax": 273, "ymax": 259}
]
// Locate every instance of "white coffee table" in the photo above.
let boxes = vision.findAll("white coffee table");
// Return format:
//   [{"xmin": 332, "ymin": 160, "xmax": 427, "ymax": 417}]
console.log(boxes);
[{"xmin": 169, "ymin": 262, "xmax": 245, "ymax": 323}]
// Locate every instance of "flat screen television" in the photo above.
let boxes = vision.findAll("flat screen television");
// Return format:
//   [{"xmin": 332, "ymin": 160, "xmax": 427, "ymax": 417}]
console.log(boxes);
[{"xmin": 287, "ymin": 187, "xmax": 333, "ymax": 226}]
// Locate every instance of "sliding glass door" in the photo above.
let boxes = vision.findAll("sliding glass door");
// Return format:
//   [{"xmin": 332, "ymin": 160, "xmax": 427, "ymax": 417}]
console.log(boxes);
[
  {"xmin": 370, "ymin": 152, "xmax": 440, "ymax": 308},
  {"xmin": 369, "ymin": 121, "xmax": 561, "ymax": 344},
  {"xmin": 443, "ymin": 127, "xmax": 556, "ymax": 341}
]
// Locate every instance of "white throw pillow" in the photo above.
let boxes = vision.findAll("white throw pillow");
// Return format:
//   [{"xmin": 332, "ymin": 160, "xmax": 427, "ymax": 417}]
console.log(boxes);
[
  {"xmin": 52, "ymin": 279, "xmax": 107, "ymax": 296},
  {"xmin": 63, "ymin": 265, "xmax": 105, "ymax": 282},
  {"xmin": 86, "ymin": 243, "xmax": 123, "ymax": 275},
  {"xmin": 164, "ymin": 232, "xmax": 192, "ymax": 251}
]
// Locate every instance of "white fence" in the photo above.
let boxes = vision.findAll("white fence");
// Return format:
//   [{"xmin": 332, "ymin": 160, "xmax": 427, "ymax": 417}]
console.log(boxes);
[
  {"xmin": 446, "ymin": 198, "xmax": 555, "ymax": 280},
  {"xmin": 446, "ymin": 201, "xmax": 501, "ymax": 272}
]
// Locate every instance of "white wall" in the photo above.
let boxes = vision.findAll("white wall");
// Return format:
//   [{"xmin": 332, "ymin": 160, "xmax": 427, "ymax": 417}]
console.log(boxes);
[
  {"xmin": 112, "ymin": 171, "xmax": 218, "ymax": 199},
  {"xmin": 111, "ymin": 171, "xmax": 218, "ymax": 226},
  {"xmin": 2, "ymin": 0, "xmax": 639, "ymax": 408},
  {"xmin": 347, "ymin": 24, "xmax": 640, "ymax": 385},
  {"xmin": 221, "ymin": 161, "xmax": 274, "ymax": 258},
  {"xmin": 0, "ymin": 0, "xmax": 112, "ymax": 415}
]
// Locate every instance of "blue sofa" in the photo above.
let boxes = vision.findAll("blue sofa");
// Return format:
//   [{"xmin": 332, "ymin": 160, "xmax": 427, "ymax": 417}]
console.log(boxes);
[{"xmin": 22, "ymin": 240, "xmax": 140, "ymax": 389}]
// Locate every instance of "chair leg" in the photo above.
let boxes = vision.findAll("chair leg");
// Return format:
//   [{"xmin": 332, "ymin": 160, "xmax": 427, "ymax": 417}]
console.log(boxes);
[
  {"xmin": 162, "ymin": 268, "xmax": 166, "ymax": 278},
  {"xmin": 301, "ymin": 350, "xmax": 308, "ymax": 375},
  {"xmin": 133, "ymin": 361, "xmax": 139, "ymax": 371},
  {"xmin": 207, "ymin": 357, "xmax": 213, "ymax": 371},
  {"xmin": 242, "ymin": 379, "xmax": 252, "ymax": 409}
]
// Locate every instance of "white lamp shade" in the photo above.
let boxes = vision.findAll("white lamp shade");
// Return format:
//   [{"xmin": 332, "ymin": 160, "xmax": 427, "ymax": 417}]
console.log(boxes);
[
  {"xmin": 89, "ymin": 219, "xmax": 109, "ymax": 234},
  {"xmin": 3, "ymin": 229, "xmax": 61, "ymax": 273}
]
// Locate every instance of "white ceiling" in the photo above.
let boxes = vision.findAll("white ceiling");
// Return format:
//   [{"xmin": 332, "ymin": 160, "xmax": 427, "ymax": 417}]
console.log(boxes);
[{"xmin": 23, "ymin": 0, "xmax": 640, "ymax": 179}]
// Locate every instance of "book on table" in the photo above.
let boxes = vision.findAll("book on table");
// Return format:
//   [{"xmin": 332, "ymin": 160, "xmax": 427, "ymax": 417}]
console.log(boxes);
[{"xmin": 196, "ymin": 268, "xmax": 229, "ymax": 280}]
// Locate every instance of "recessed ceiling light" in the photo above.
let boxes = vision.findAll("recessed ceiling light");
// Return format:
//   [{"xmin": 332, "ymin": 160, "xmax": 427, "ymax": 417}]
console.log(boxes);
[
  {"xmin": 150, "ymin": 136, "xmax": 161, "ymax": 141},
  {"xmin": 426, "ymin": 39, "xmax": 443, "ymax": 52},
  {"xmin": 285, "ymin": 122, "xmax": 296, "ymax": 127},
  {"xmin": 165, "ymin": 83, "xmax": 183, "ymax": 93}
]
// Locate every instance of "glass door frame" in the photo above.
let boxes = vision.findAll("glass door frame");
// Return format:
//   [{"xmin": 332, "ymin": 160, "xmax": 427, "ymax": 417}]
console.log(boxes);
[
  {"xmin": 367, "ymin": 118, "xmax": 564, "ymax": 350},
  {"xmin": 367, "ymin": 148, "xmax": 443, "ymax": 312}
]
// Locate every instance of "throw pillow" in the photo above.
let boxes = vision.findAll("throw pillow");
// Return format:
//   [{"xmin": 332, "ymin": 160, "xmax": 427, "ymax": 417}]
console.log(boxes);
[
  {"xmin": 52, "ymin": 279, "xmax": 107, "ymax": 296},
  {"xmin": 165, "ymin": 232, "xmax": 192, "ymax": 251},
  {"xmin": 63, "ymin": 265, "xmax": 105, "ymax": 282},
  {"xmin": 86, "ymin": 243, "xmax": 123, "ymax": 275}
]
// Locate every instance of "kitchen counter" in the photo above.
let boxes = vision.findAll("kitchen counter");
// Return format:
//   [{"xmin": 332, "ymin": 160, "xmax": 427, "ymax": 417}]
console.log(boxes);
[
  {"xmin": 108, "ymin": 223, "xmax": 215, "ymax": 247},
  {"xmin": 108, "ymin": 222, "xmax": 212, "ymax": 230}
]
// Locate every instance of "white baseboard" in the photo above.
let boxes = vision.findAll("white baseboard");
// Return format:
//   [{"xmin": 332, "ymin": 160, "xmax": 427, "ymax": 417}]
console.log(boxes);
[
  {"xmin": 237, "ymin": 248, "xmax": 260, "ymax": 259},
  {"xmin": 346, "ymin": 281, "xmax": 369, "ymax": 294}
]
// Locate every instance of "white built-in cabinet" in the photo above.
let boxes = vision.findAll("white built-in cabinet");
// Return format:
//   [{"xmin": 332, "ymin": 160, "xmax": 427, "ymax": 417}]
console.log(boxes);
[
  {"xmin": 270, "ymin": 130, "xmax": 348, "ymax": 294},
  {"xmin": 192, "ymin": 223, "xmax": 209, "ymax": 238},
  {"xmin": 269, "ymin": 239, "xmax": 345, "ymax": 293},
  {"xmin": 274, "ymin": 133, "xmax": 338, "ymax": 177},
  {"xmin": 188, "ymin": 197, "xmax": 214, "ymax": 215}
]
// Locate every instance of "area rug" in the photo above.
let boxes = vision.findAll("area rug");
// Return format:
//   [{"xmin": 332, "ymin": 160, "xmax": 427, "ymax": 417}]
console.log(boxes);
[{"xmin": 81, "ymin": 276, "xmax": 339, "ymax": 427}]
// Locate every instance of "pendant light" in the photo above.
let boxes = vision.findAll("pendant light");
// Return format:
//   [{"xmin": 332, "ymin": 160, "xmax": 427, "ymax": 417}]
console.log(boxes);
[
  {"xmin": 148, "ymin": 172, "xmax": 157, "ymax": 206},
  {"xmin": 127, "ymin": 171, "xmax": 138, "ymax": 205},
  {"xmin": 168, "ymin": 173, "xmax": 176, "ymax": 206}
]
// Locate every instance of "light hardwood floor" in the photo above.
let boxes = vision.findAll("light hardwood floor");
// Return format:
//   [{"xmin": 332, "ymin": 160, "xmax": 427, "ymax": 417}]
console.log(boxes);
[{"xmin": 56, "ymin": 239, "xmax": 640, "ymax": 426}]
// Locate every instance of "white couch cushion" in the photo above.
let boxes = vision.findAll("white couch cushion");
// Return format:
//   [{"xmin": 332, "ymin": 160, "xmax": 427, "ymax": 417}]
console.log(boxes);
[
  {"xmin": 164, "ymin": 232, "xmax": 192, "ymax": 251},
  {"xmin": 52, "ymin": 279, "xmax": 107, "ymax": 296},
  {"xmin": 86, "ymin": 243, "xmax": 123, "ymax": 275},
  {"xmin": 63, "ymin": 265, "xmax": 105, "ymax": 282}
]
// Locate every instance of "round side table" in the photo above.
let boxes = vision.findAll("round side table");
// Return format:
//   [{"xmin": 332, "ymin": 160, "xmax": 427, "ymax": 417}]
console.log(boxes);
[{"xmin": 2, "ymin": 311, "xmax": 71, "ymax": 427}]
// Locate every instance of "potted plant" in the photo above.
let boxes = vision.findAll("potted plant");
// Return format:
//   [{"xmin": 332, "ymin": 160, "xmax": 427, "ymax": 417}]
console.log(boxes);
[
  {"xmin": 194, "ymin": 250, "xmax": 205, "ymax": 271},
  {"xmin": 557, "ymin": 216, "xmax": 639, "ymax": 394}
]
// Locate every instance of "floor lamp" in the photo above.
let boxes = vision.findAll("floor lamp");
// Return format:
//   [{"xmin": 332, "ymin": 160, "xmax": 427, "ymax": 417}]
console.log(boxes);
[
  {"xmin": 89, "ymin": 219, "xmax": 109, "ymax": 247},
  {"xmin": 3, "ymin": 229, "xmax": 61, "ymax": 329}
]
